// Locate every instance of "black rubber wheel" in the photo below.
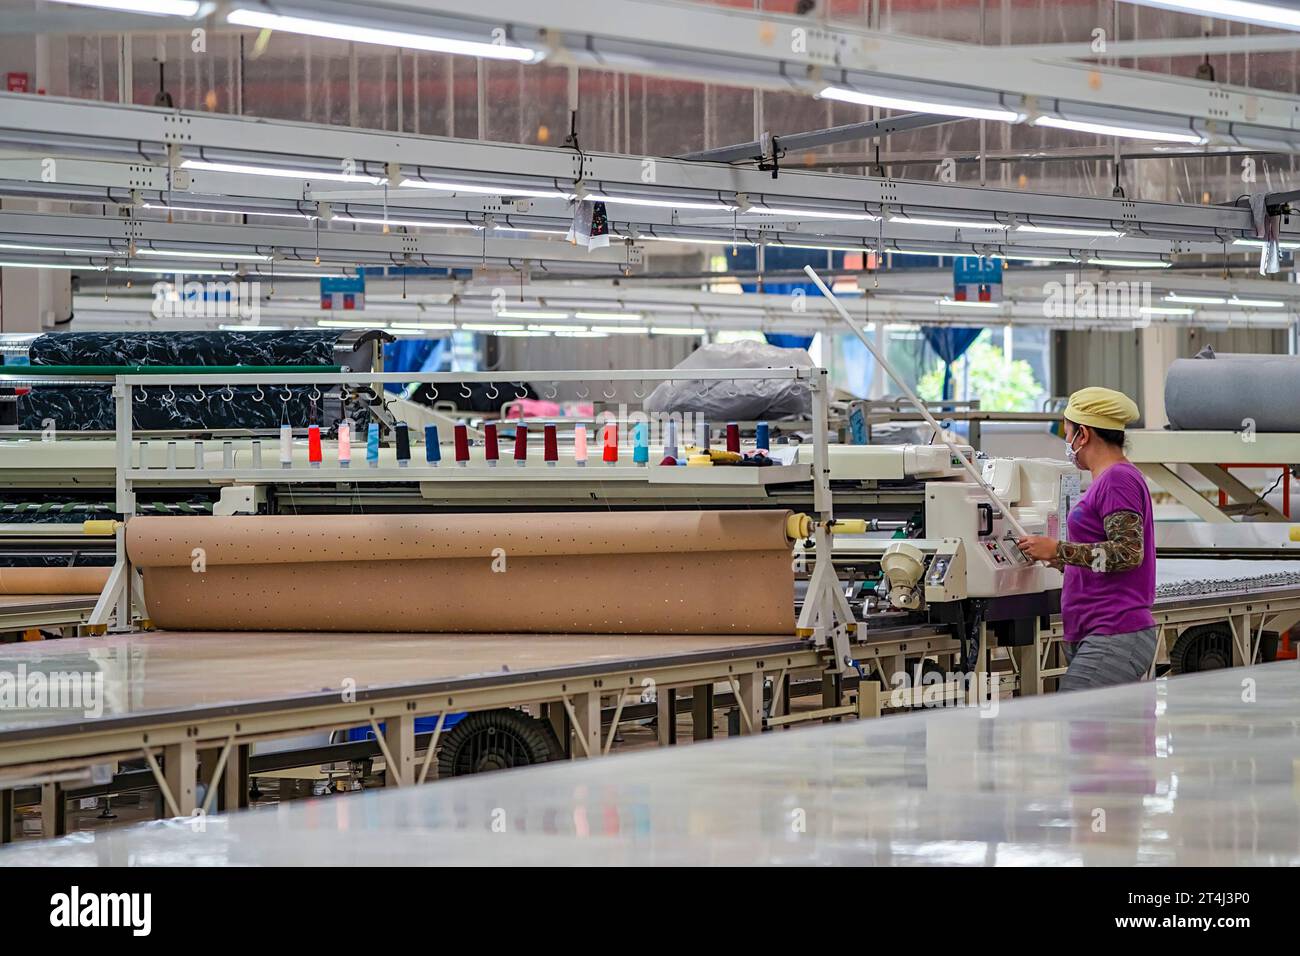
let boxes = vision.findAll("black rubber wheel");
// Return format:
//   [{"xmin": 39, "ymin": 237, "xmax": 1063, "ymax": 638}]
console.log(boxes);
[
  {"xmin": 436, "ymin": 709, "xmax": 563, "ymax": 778},
  {"xmin": 1168, "ymin": 625, "xmax": 1232, "ymax": 674}
]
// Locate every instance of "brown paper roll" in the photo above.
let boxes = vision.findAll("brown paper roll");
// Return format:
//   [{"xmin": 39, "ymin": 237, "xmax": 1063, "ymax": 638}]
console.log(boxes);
[
  {"xmin": 129, "ymin": 511, "xmax": 796, "ymax": 635},
  {"xmin": 126, "ymin": 510, "xmax": 791, "ymax": 565},
  {"xmin": 0, "ymin": 567, "xmax": 110, "ymax": 595}
]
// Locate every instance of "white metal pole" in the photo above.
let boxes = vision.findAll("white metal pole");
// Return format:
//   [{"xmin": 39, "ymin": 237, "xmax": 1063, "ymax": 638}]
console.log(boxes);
[{"xmin": 803, "ymin": 265, "xmax": 1030, "ymax": 539}]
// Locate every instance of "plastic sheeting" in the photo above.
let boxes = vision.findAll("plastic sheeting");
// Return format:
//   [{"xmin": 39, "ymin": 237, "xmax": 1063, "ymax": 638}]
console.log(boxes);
[{"xmin": 642, "ymin": 341, "xmax": 813, "ymax": 419}]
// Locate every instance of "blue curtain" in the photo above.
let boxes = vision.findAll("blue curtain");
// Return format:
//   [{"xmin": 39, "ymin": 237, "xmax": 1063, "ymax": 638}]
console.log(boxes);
[
  {"xmin": 922, "ymin": 326, "xmax": 983, "ymax": 400},
  {"xmin": 765, "ymin": 332, "xmax": 815, "ymax": 349},
  {"xmin": 383, "ymin": 338, "xmax": 447, "ymax": 393}
]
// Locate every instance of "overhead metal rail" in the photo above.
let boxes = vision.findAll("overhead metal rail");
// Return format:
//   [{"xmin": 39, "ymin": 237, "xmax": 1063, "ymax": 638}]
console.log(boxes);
[
  {"xmin": 7, "ymin": 0, "xmax": 1300, "ymax": 151},
  {"xmin": 0, "ymin": 96, "xmax": 1296, "ymax": 271}
]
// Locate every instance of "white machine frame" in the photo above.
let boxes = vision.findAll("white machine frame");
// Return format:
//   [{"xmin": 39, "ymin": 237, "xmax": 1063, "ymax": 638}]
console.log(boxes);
[{"xmin": 97, "ymin": 365, "xmax": 862, "ymax": 673}]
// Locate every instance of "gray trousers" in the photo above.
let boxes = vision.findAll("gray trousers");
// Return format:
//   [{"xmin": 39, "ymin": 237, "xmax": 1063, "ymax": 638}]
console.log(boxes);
[{"xmin": 1060, "ymin": 627, "xmax": 1159, "ymax": 692}]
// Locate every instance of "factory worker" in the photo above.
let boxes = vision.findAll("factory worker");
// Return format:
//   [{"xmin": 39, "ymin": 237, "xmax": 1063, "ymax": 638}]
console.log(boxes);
[{"xmin": 1016, "ymin": 387, "xmax": 1157, "ymax": 690}]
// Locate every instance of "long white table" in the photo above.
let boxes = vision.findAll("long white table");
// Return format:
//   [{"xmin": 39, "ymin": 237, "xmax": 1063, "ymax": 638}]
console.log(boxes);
[{"xmin": 4, "ymin": 660, "xmax": 1296, "ymax": 866}]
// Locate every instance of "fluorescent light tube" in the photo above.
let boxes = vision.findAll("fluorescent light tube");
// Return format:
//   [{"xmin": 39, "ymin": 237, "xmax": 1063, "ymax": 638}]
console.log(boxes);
[
  {"xmin": 399, "ymin": 178, "xmax": 565, "ymax": 199},
  {"xmin": 1229, "ymin": 296, "xmax": 1286, "ymax": 308},
  {"xmin": 891, "ymin": 215, "xmax": 1006, "ymax": 230},
  {"xmin": 1164, "ymin": 293, "xmax": 1225, "ymax": 304},
  {"xmin": 1124, "ymin": 2, "xmax": 1300, "ymax": 31},
  {"xmin": 529, "ymin": 324, "xmax": 586, "ymax": 332},
  {"xmin": 998, "ymin": 253, "xmax": 1081, "ymax": 263},
  {"xmin": 1016, "ymin": 224, "xmax": 1123, "ymax": 238},
  {"xmin": 390, "ymin": 322, "xmax": 457, "ymax": 330},
  {"xmin": 650, "ymin": 327, "xmax": 706, "ymax": 335},
  {"xmin": 819, "ymin": 85, "xmax": 1022, "ymax": 123},
  {"xmin": 590, "ymin": 325, "xmax": 648, "ymax": 334},
  {"xmin": 227, "ymin": 9, "xmax": 538, "ymax": 61},
  {"xmin": 938, "ymin": 298, "xmax": 1002, "ymax": 308},
  {"xmin": 1140, "ymin": 306, "xmax": 1195, "ymax": 315},
  {"xmin": 1088, "ymin": 257, "xmax": 1172, "ymax": 268},
  {"xmin": 333, "ymin": 215, "xmax": 480, "ymax": 230},
  {"xmin": 637, "ymin": 235, "xmax": 754, "ymax": 247},
  {"xmin": 182, "ymin": 159, "xmax": 384, "ymax": 184},
  {"xmin": 1033, "ymin": 115, "xmax": 1205, "ymax": 144},
  {"xmin": 0, "ymin": 261, "xmax": 106, "ymax": 270},
  {"xmin": 463, "ymin": 322, "xmax": 526, "ymax": 331},
  {"xmin": 587, "ymin": 194, "xmax": 732, "ymax": 211},
  {"xmin": 1234, "ymin": 238, "xmax": 1300, "ymax": 250},
  {"xmin": 573, "ymin": 311, "xmax": 643, "ymax": 321},
  {"xmin": 142, "ymin": 202, "xmax": 316, "ymax": 220},
  {"xmin": 555, "ymin": 330, "xmax": 609, "ymax": 338},
  {"xmin": 496, "ymin": 329, "xmax": 550, "ymax": 337},
  {"xmin": 114, "ymin": 265, "xmax": 236, "ymax": 276},
  {"xmin": 0, "ymin": 242, "xmax": 122, "ymax": 256},
  {"xmin": 49, "ymin": 0, "xmax": 203, "ymax": 15},
  {"xmin": 748, "ymin": 205, "xmax": 877, "ymax": 222},
  {"xmin": 140, "ymin": 249, "xmax": 272, "ymax": 262},
  {"xmin": 496, "ymin": 309, "xmax": 569, "ymax": 320}
]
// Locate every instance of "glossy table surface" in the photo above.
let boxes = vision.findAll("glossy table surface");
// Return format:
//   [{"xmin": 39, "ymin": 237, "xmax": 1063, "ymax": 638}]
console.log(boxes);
[
  {"xmin": 0, "ymin": 629, "xmax": 799, "ymax": 737},
  {"xmin": 5, "ymin": 660, "xmax": 1297, "ymax": 866}
]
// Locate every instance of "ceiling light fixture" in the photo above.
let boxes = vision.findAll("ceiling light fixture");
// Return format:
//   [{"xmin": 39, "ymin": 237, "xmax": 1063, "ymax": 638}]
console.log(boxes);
[
  {"xmin": 226, "ymin": 9, "xmax": 539, "ymax": 62},
  {"xmin": 0, "ymin": 242, "xmax": 122, "ymax": 256},
  {"xmin": 1032, "ymin": 115, "xmax": 1205, "ymax": 145},
  {"xmin": 938, "ymin": 298, "xmax": 1002, "ymax": 308},
  {"xmin": 182, "ymin": 159, "xmax": 384, "ymax": 184},
  {"xmin": 747, "ymin": 205, "xmax": 878, "ymax": 222},
  {"xmin": 140, "ymin": 249, "xmax": 272, "ymax": 262},
  {"xmin": 1164, "ymin": 293, "xmax": 1226, "ymax": 304},
  {"xmin": 1088, "ymin": 257, "xmax": 1172, "ymax": 268},
  {"xmin": 142, "ymin": 202, "xmax": 316, "ymax": 221},
  {"xmin": 1229, "ymin": 296, "xmax": 1287, "ymax": 308},
  {"xmin": 0, "ymin": 260, "xmax": 107, "ymax": 271},
  {"xmin": 819, "ymin": 85, "xmax": 1023, "ymax": 123},
  {"xmin": 399, "ymin": 178, "xmax": 566, "ymax": 199},
  {"xmin": 891, "ymin": 215, "xmax": 1007, "ymax": 230},
  {"xmin": 573, "ymin": 311, "xmax": 643, "ymax": 321},
  {"xmin": 1016, "ymin": 224, "xmax": 1123, "ymax": 238},
  {"xmin": 48, "ymin": 0, "xmax": 204, "ymax": 16}
]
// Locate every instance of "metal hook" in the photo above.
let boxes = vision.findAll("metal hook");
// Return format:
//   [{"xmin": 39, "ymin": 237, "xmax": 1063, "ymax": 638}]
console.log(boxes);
[
  {"xmin": 138, "ymin": 384, "xmax": 148, "ymax": 401},
  {"xmin": 486, "ymin": 383, "xmax": 499, "ymax": 400},
  {"xmin": 602, "ymin": 385, "xmax": 617, "ymax": 400},
  {"xmin": 195, "ymin": 383, "xmax": 206, "ymax": 402},
  {"xmin": 514, "ymin": 382, "xmax": 527, "ymax": 400},
  {"xmin": 633, "ymin": 381, "xmax": 647, "ymax": 399},
  {"xmin": 575, "ymin": 383, "xmax": 589, "ymax": 399},
  {"xmin": 221, "ymin": 385, "xmax": 235, "ymax": 402},
  {"xmin": 309, "ymin": 385, "xmax": 321, "ymax": 402},
  {"xmin": 544, "ymin": 382, "xmax": 558, "ymax": 400},
  {"xmin": 163, "ymin": 386, "xmax": 176, "ymax": 405},
  {"xmin": 253, "ymin": 384, "xmax": 265, "ymax": 403},
  {"xmin": 281, "ymin": 386, "xmax": 293, "ymax": 403},
  {"xmin": 460, "ymin": 383, "xmax": 472, "ymax": 400},
  {"xmin": 429, "ymin": 385, "xmax": 438, "ymax": 401}
]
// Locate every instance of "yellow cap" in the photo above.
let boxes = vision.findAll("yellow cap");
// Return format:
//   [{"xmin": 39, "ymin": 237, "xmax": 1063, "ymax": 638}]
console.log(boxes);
[{"xmin": 1064, "ymin": 386, "xmax": 1140, "ymax": 431}]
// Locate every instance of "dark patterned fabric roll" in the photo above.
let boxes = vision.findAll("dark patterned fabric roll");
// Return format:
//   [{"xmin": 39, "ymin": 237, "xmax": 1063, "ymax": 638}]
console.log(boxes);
[
  {"xmin": 28, "ymin": 330, "xmax": 371, "ymax": 369},
  {"xmin": 19, "ymin": 329, "xmax": 388, "ymax": 433}
]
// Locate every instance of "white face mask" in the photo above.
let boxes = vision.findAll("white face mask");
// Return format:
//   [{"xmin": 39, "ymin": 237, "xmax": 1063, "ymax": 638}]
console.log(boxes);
[{"xmin": 1065, "ymin": 431, "xmax": 1082, "ymax": 467}]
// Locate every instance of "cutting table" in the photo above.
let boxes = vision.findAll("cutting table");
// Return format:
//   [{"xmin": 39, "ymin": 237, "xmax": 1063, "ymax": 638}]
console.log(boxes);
[{"xmin": 2, "ymin": 659, "xmax": 1295, "ymax": 866}]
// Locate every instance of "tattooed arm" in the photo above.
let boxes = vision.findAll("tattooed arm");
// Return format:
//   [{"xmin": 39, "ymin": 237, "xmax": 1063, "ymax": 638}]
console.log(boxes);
[{"xmin": 1056, "ymin": 510, "xmax": 1145, "ymax": 571}]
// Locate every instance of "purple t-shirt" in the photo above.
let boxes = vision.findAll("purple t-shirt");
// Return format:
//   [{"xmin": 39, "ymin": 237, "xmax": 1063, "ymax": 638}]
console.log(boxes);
[{"xmin": 1061, "ymin": 460, "xmax": 1156, "ymax": 643}]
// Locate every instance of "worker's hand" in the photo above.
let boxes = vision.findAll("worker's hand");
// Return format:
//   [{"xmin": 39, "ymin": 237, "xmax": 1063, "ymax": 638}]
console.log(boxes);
[{"xmin": 1016, "ymin": 535, "xmax": 1059, "ymax": 562}]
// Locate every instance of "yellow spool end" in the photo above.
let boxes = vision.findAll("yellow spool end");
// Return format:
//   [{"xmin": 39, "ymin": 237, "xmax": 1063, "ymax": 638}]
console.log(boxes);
[{"xmin": 83, "ymin": 519, "xmax": 120, "ymax": 536}]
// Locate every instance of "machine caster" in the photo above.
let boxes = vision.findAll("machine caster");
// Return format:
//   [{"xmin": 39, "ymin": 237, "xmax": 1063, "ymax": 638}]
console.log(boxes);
[
  {"xmin": 1168, "ymin": 624, "xmax": 1232, "ymax": 674},
  {"xmin": 435, "ymin": 709, "xmax": 563, "ymax": 778}
]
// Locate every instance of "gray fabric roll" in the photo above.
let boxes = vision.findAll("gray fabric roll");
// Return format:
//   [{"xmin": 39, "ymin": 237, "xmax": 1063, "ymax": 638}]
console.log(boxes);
[{"xmin": 1164, "ymin": 354, "xmax": 1300, "ymax": 432}]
